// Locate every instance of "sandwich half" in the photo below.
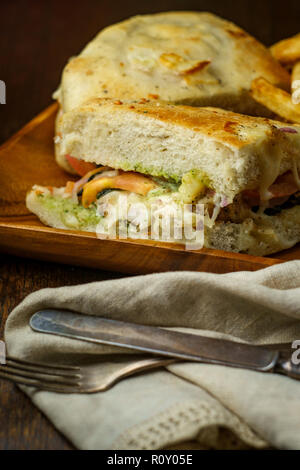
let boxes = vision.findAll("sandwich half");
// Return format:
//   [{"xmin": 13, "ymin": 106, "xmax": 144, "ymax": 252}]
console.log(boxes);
[
  {"xmin": 27, "ymin": 99, "xmax": 300, "ymax": 256},
  {"xmin": 53, "ymin": 11, "xmax": 289, "ymax": 172}
]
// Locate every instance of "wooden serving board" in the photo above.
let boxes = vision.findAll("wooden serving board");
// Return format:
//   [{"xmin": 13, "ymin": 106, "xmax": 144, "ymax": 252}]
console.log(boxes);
[{"xmin": 0, "ymin": 103, "xmax": 299, "ymax": 275}]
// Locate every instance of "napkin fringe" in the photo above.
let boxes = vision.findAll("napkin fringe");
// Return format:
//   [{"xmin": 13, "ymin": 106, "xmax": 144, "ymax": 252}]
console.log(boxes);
[{"xmin": 112, "ymin": 400, "xmax": 269, "ymax": 450}]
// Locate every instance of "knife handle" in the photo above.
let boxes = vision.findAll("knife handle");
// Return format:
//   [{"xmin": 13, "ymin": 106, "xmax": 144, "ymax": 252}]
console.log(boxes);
[
  {"xmin": 30, "ymin": 310, "xmax": 279, "ymax": 372},
  {"xmin": 275, "ymin": 351, "xmax": 300, "ymax": 379}
]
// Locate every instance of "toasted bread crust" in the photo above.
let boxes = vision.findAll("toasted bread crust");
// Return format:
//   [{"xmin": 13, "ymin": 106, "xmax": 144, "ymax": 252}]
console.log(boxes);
[
  {"xmin": 56, "ymin": 12, "xmax": 289, "ymax": 115},
  {"xmin": 72, "ymin": 98, "xmax": 295, "ymax": 148},
  {"xmin": 56, "ymin": 99, "xmax": 300, "ymax": 200}
]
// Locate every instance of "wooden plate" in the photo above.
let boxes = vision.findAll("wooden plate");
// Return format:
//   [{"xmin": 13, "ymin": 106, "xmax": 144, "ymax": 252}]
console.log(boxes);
[{"xmin": 0, "ymin": 104, "xmax": 299, "ymax": 274}]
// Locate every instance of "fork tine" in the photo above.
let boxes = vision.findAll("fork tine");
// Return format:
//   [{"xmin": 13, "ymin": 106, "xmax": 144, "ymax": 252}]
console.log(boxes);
[
  {"xmin": 6, "ymin": 355, "xmax": 80, "ymax": 371},
  {"xmin": 0, "ymin": 369, "xmax": 80, "ymax": 394},
  {"xmin": 1, "ymin": 364, "xmax": 81, "ymax": 386},
  {"xmin": 6, "ymin": 358, "xmax": 81, "ymax": 378}
]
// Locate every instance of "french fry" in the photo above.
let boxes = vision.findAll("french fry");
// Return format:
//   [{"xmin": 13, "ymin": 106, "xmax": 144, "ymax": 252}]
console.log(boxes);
[
  {"xmin": 292, "ymin": 62, "xmax": 300, "ymax": 104},
  {"xmin": 250, "ymin": 77, "xmax": 300, "ymax": 124},
  {"xmin": 270, "ymin": 33, "xmax": 300, "ymax": 65}
]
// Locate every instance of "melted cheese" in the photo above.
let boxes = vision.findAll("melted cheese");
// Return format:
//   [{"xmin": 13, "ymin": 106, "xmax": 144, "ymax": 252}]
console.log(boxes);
[{"xmin": 258, "ymin": 140, "xmax": 283, "ymax": 202}]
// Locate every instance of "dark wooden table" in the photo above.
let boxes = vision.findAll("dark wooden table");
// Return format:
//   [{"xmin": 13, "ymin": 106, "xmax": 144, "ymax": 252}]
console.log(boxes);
[{"xmin": 0, "ymin": 0, "xmax": 299, "ymax": 450}]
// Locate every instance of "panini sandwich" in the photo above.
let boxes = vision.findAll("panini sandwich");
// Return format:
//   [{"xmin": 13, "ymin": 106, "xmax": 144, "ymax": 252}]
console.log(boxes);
[
  {"xmin": 53, "ymin": 11, "xmax": 289, "ymax": 173},
  {"xmin": 27, "ymin": 99, "xmax": 300, "ymax": 256}
]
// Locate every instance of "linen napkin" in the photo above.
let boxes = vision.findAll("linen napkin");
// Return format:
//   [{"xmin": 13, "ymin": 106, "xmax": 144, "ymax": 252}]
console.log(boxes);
[{"xmin": 4, "ymin": 260, "xmax": 300, "ymax": 450}]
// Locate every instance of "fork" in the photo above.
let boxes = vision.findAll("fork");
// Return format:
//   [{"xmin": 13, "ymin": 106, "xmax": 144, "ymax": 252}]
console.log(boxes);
[{"xmin": 0, "ymin": 355, "xmax": 176, "ymax": 393}]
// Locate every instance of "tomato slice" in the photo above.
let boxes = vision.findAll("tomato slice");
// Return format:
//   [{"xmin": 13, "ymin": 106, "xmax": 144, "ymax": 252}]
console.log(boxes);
[
  {"xmin": 243, "ymin": 171, "xmax": 299, "ymax": 206},
  {"xmin": 65, "ymin": 155, "xmax": 97, "ymax": 176},
  {"xmin": 81, "ymin": 172, "xmax": 157, "ymax": 207},
  {"xmin": 112, "ymin": 172, "xmax": 156, "ymax": 196},
  {"xmin": 268, "ymin": 172, "xmax": 299, "ymax": 198}
]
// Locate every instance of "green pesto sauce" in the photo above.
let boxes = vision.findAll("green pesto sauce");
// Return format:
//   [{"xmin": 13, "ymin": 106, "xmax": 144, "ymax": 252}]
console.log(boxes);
[
  {"xmin": 118, "ymin": 162, "xmax": 211, "ymax": 189},
  {"xmin": 37, "ymin": 193, "xmax": 101, "ymax": 229},
  {"xmin": 187, "ymin": 169, "xmax": 211, "ymax": 188},
  {"xmin": 118, "ymin": 161, "xmax": 182, "ymax": 183}
]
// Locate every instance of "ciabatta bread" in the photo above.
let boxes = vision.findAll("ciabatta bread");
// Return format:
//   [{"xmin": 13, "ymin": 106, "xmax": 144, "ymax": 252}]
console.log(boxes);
[{"xmin": 55, "ymin": 98, "xmax": 300, "ymax": 202}]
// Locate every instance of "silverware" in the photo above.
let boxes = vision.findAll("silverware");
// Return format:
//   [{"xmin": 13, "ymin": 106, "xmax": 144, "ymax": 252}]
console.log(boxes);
[
  {"xmin": 30, "ymin": 309, "xmax": 300, "ymax": 379},
  {"xmin": 0, "ymin": 355, "xmax": 176, "ymax": 393}
]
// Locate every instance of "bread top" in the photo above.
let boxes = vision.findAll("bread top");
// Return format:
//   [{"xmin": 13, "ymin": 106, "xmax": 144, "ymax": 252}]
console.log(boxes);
[
  {"xmin": 56, "ymin": 98, "xmax": 300, "ymax": 200},
  {"xmin": 58, "ymin": 97, "xmax": 300, "ymax": 149},
  {"xmin": 55, "ymin": 12, "xmax": 289, "ymax": 115}
]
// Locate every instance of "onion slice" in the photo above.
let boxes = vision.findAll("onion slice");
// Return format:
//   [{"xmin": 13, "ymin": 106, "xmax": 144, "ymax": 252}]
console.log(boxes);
[{"xmin": 70, "ymin": 167, "xmax": 112, "ymax": 201}]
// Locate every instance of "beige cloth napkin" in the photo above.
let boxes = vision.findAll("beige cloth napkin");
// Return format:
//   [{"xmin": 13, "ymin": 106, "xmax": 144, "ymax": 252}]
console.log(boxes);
[{"xmin": 4, "ymin": 260, "xmax": 300, "ymax": 450}]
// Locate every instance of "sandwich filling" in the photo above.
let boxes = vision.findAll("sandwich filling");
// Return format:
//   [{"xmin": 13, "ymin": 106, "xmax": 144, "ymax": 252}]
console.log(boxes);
[{"xmin": 27, "ymin": 153, "xmax": 300, "ymax": 249}]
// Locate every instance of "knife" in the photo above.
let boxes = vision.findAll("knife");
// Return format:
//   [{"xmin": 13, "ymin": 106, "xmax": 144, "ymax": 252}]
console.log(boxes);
[{"xmin": 30, "ymin": 309, "xmax": 299, "ymax": 378}]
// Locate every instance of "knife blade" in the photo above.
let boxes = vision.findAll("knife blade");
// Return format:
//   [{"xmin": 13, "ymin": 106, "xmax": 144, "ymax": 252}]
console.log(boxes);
[{"xmin": 29, "ymin": 309, "xmax": 281, "ymax": 373}]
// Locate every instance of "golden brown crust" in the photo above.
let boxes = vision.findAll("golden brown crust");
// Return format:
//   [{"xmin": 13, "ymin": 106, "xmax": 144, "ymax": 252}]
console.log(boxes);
[
  {"xmin": 270, "ymin": 33, "xmax": 300, "ymax": 65},
  {"xmin": 75, "ymin": 97, "xmax": 298, "ymax": 149},
  {"xmin": 250, "ymin": 77, "xmax": 300, "ymax": 124},
  {"xmin": 57, "ymin": 12, "xmax": 290, "ymax": 115}
]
